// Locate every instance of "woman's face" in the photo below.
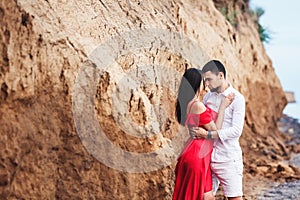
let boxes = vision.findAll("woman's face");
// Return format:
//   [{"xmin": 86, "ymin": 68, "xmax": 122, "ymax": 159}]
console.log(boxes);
[
  {"xmin": 199, "ymin": 79, "xmax": 207, "ymax": 98},
  {"xmin": 199, "ymin": 79, "xmax": 204, "ymax": 93}
]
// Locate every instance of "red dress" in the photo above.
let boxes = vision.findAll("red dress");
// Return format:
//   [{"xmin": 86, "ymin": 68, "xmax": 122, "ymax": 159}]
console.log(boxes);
[{"xmin": 172, "ymin": 105, "xmax": 214, "ymax": 200}]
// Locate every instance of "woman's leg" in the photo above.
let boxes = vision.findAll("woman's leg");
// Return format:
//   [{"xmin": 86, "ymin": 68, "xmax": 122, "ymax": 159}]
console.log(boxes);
[{"xmin": 203, "ymin": 191, "xmax": 214, "ymax": 200}]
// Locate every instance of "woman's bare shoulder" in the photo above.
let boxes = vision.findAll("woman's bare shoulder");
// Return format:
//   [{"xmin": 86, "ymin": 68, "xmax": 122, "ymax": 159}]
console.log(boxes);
[{"xmin": 189, "ymin": 100, "xmax": 206, "ymax": 114}]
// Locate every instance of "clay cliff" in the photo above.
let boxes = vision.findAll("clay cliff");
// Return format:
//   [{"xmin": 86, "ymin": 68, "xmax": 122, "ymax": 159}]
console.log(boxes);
[{"xmin": 0, "ymin": 0, "xmax": 298, "ymax": 199}]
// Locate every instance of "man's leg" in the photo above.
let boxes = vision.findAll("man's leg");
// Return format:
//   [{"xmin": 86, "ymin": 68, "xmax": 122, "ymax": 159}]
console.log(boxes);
[
  {"xmin": 211, "ymin": 171, "xmax": 220, "ymax": 196},
  {"xmin": 211, "ymin": 160, "xmax": 243, "ymax": 199}
]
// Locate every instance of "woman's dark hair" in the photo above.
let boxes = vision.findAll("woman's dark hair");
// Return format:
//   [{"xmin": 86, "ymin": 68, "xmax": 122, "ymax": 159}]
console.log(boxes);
[
  {"xmin": 176, "ymin": 68, "xmax": 203, "ymax": 125},
  {"xmin": 202, "ymin": 60, "xmax": 226, "ymax": 79}
]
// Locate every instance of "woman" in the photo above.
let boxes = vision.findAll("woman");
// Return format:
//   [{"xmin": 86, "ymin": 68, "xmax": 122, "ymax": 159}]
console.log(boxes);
[{"xmin": 173, "ymin": 68, "xmax": 233, "ymax": 200}]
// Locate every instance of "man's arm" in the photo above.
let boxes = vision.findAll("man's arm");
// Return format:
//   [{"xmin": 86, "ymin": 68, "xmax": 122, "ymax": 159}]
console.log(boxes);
[{"xmin": 217, "ymin": 95, "xmax": 245, "ymax": 141}]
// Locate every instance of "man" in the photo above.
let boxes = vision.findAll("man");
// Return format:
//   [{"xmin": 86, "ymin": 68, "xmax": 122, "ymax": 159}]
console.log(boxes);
[{"xmin": 192, "ymin": 60, "xmax": 246, "ymax": 200}]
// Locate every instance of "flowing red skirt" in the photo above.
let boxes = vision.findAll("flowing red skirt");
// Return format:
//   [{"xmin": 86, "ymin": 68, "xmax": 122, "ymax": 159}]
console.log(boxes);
[{"xmin": 172, "ymin": 138, "xmax": 213, "ymax": 200}]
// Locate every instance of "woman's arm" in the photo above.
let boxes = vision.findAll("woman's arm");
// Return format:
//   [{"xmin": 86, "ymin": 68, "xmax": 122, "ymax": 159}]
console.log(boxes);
[
  {"xmin": 202, "ymin": 97, "xmax": 228, "ymax": 130},
  {"xmin": 191, "ymin": 93, "xmax": 234, "ymax": 139},
  {"xmin": 201, "ymin": 103, "xmax": 226, "ymax": 139}
]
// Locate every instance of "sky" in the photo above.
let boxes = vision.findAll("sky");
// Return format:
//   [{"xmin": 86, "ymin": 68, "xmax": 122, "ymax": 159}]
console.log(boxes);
[{"xmin": 250, "ymin": 0, "xmax": 300, "ymax": 120}]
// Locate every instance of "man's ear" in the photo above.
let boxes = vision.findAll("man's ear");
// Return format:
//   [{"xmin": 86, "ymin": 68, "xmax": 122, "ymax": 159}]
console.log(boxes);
[{"xmin": 219, "ymin": 72, "xmax": 224, "ymax": 79}]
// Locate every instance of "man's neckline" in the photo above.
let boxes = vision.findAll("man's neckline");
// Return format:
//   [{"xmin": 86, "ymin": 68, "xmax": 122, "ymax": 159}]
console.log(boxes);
[{"xmin": 211, "ymin": 83, "xmax": 232, "ymax": 95}]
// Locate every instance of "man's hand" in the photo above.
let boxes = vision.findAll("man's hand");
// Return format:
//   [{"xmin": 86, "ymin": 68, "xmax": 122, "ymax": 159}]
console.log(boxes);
[{"xmin": 189, "ymin": 127, "xmax": 207, "ymax": 139}]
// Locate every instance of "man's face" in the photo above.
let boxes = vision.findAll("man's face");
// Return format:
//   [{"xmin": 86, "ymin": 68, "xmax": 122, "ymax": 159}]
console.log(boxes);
[{"xmin": 204, "ymin": 71, "xmax": 222, "ymax": 92}]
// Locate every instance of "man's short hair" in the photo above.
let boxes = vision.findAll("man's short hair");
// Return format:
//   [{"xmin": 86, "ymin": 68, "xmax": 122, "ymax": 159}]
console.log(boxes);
[{"xmin": 202, "ymin": 60, "xmax": 226, "ymax": 79}]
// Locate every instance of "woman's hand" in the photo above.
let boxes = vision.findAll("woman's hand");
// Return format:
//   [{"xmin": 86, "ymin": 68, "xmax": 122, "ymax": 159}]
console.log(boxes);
[
  {"xmin": 189, "ymin": 127, "xmax": 207, "ymax": 139},
  {"xmin": 220, "ymin": 92, "xmax": 235, "ymax": 109}
]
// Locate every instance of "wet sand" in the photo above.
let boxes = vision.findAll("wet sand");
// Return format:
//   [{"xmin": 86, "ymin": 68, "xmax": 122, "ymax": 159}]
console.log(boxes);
[{"xmin": 258, "ymin": 180, "xmax": 300, "ymax": 200}]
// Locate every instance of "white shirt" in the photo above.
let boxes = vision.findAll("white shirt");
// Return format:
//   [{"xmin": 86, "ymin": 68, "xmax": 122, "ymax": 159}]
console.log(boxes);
[{"xmin": 203, "ymin": 85, "xmax": 245, "ymax": 162}]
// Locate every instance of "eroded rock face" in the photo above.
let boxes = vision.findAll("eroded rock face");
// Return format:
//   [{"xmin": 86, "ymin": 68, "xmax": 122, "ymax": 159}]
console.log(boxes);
[{"xmin": 0, "ymin": 0, "xmax": 292, "ymax": 199}]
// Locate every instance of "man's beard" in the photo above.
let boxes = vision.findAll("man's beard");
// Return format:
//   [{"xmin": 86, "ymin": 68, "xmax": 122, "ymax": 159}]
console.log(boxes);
[{"xmin": 210, "ymin": 86, "xmax": 220, "ymax": 93}]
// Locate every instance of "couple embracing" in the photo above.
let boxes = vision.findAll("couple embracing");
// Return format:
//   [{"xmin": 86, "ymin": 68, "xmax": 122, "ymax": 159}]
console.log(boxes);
[{"xmin": 173, "ymin": 60, "xmax": 246, "ymax": 200}]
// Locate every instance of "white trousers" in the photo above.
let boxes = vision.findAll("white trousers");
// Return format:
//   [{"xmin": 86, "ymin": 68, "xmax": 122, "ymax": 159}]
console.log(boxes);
[{"xmin": 211, "ymin": 159, "xmax": 243, "ymax": 197}]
